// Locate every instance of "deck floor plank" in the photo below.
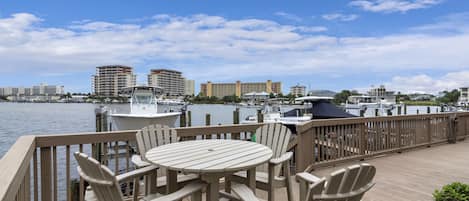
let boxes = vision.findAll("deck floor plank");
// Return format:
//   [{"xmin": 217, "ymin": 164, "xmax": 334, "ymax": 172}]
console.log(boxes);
[{"xmin": 258, "ymin": 140, "xmax": 469, "ymax": 201}]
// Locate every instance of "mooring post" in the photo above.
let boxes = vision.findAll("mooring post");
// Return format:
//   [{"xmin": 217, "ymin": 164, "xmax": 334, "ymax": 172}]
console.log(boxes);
[
  {"xmin": 233, "ymin": 108, "xmax": 240, "ymax": 124},
  {"xmin": 187, "ymin": 110, "xmax": 192, "ymax": 127},
  {"xmin": 205, "ymin": 113, "xmax": 211, "ymax": 126},
  {"xmin": 257, "ymin": 109, "xmax": 264, "ymax": 123},
  {"xmin": 180, "ymin": 110, "xmax": 186, "ymax": 127},
  {"xmin": 404, "ymin": 104, "xmax": 407, "ymax": 115},
  {"xmin": 360, "ymin": 109, "xmax": 365, "ymax": 117},
  {"xmin": 397, "ymin": 106, "xmax": 402, "ymax": 115}
]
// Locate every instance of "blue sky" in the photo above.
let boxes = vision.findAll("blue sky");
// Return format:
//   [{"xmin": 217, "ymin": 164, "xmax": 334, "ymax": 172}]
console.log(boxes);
[{"xmin": 1, "ymin": 0, "xmax": 469, "ymax": 94}]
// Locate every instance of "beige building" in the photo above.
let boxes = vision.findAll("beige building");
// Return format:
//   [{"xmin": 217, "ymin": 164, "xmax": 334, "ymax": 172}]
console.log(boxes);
[
  {"xmin": 93, "ymin": 65, "xmax": 136, "ymax": 97},
  {"xmin": 200, "ymin": 80, "xmax": 281, "ymax": 98},
  {"xmin": 459, "ymin": 87, "xmax": 469, "ymax": 106},
  {"xmin": 184, "ymin": 79, "xmax": 195, "ymax": 96},
  {"xmin": 147, "ymin": 69, "xmax": 185, "ymax": 96},
  {"xmin": 290, "ymin": 84, "xmax": 306, "ymax": 97}
]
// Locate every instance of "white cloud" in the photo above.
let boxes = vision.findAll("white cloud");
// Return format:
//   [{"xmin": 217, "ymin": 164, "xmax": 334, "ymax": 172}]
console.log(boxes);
[
  {"xmin": 350, "ymin": 0, "xmax": 443, "ymax": 13},
  {"xmin": 322, "ymin": 13, "xmax": 359, "ymax": 21},
  {"xmin": 0, "ymin": 11, "xmax": 469, "ymax": 92},
  {"xmin": 379, "ymin": 71, "xmax": 469, "ymax": 94},
  {"xmin": 274, "ymin": 12, "xmax": 302, "ymax": 22}
]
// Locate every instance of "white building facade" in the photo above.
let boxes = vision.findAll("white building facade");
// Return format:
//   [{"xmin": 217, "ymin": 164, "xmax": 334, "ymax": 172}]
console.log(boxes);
[{"xmin": 93, "ymin": 65, "xmax": 136, "ymax": 97}]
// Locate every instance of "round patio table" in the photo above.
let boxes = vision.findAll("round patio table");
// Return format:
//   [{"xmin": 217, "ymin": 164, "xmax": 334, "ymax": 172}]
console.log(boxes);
[{"xmin": 145, "ymin": 139, "xmax": 273, "ymax": 201}]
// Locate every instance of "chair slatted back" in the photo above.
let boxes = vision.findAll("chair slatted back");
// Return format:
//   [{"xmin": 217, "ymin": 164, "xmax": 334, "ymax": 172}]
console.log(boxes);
[
  {"xmin": 306, "ymin": 163, "xmax": 376, "ymax": 201},
  {"xmin": 255, "ymin": 123, "xmax": 291, "ymax": 174},
  {"xmin": 74, "ymin": 152, "xmax": 124, "ymax": 201},
  {"xmin": 136, "ymin": 124, "xmax": 178, "ymax": 161}
]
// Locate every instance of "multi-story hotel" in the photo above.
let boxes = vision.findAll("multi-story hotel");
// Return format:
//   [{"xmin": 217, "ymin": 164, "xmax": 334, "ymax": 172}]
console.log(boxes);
[
  {"xmin": 184, "ymin": 79, "xmax": 195, "ymax": 96},
  {"xmin": 290, "ymin": 84, "xmax": 306, "ymax": 97},
  {"xmin": 0, "ymin": 84, "xmax": 63, "ymax": 96},
  {"xmin": 147, "ymin": 69, "xmax": 185, "ymax": 96},
  {"xmin": 200, "ymin": 80, "xmax": 282, "ymax": 98},
  {"xmin": 459, "ymin": 87, "xmax": 469, "ymax": 106},
  {"xmin": 93, "ymin": 65, "xmax": 136, "ymax": 97}
]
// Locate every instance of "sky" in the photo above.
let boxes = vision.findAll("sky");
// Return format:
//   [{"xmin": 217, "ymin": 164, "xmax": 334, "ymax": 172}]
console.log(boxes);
[{"xmin": 1, "ymin": 0, "xmax": 469, "ymax": 94}]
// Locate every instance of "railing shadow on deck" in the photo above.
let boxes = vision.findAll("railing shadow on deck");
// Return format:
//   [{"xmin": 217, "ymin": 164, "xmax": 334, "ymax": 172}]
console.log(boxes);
[{"xmin": 1, "ymin": 112, "xmax": 468, "ymax": 201}]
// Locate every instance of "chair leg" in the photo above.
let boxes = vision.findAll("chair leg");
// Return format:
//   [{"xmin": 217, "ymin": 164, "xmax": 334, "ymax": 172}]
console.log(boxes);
[
  {"xmin": 191, "ymin": 190, "xmax": 202, "ymax": 201},
  {"xmin": 284, "ymin": 161, "xmax": 294, "ymax": 201},
  {"xmin": 268, "ymin": 163, "xmax": 275, "ymax": 201},
  {"xmin": 132, "ymin": 178, "xmax": 140, "ymax": 201}
]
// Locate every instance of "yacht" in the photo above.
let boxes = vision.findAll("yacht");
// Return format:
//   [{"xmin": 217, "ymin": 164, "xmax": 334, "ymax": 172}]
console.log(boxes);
[
  {"xmin": 242, "ymin": 96, "xmax": 355, "ymax": 132},
  {"xmin": 345, "ymin": 85, "xmax": 400, "ymax": 116},
  {"xmin": 110, "ymin": 86, "xmax": 181, "ymax": 130}
]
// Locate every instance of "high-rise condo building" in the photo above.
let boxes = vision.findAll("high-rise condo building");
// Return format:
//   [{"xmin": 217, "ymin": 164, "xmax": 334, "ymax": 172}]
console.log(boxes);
[
  {"xmin": 200, "ymin": 80, "xmax": 282, "ymax": 98},
  {"xmin": 185, "ymin": 79, "xmax": 195, "ymax": 96},
  {"xmin": 290, "ymin": 84, "xmax": 306, "ymax": 97},
  {"xmin": 93, "ymin": 65, "xmax": 136, "ymax": 97},
  {"xmin": 147, "ymin": 69, "xmax": 185, "ymax": 96}
]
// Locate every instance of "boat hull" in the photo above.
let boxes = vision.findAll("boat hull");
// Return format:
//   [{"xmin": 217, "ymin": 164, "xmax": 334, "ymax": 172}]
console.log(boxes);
[{"xmin": 110, "ymin": 112, "xmax": 180, "ymax": 130}]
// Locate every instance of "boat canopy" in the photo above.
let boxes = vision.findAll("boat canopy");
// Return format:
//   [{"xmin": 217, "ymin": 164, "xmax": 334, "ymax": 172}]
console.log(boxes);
[
  {"xmin": 284, "ymin": 99, "xmax": 356, "ymax": 119},
  {"xmin": 120, "ymin": 86, "xmax": 164, "ymax": 95},
  {"xmin": 295, "ymin": 96, "xmax": 334, "ymax": 102}
]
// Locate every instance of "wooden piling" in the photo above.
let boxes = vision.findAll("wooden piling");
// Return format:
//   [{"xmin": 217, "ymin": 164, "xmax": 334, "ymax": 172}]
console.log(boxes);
[
  {"xmin": 257, "ymin": 109, "xmax": 264, "ymax": 123},
  {"xmin": 180, "ymin": 111, "xmax": 186, "ymax": 127},
  {"xmin": 205, "ymin": 113, "xmax": 211, "ymax": 126},
  {"xmin": 187, "ymin": 111, "xmax": 192, "ymax": 127},
  {"xmin": 404, "ymin": 105, "xmax": 407, "ymax": 115},
  {"xmin": 397, "ymin": 106, "xmax": 402, "ymax": 115},
  {"xmin": 427, "ymin": 106, "xmax": 431, "ymax": 114},
  {"xmin": 360, "ymin": 109, "xmax": 365, "ymax": 117},
  {"xmin": 233, "ymin": 108, "xmax": 240, "ymax": 124}
]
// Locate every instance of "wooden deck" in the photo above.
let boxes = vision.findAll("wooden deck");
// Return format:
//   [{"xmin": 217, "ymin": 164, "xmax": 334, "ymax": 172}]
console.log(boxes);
[{"xmin": 262, "ymin": 140, "xmax": 469, "ymax": 201}]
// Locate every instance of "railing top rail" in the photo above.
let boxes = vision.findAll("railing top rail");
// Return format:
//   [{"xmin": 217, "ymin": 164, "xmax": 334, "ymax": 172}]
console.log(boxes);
[
  {"xmin": 296, "ymin": 112, "xmax": 469, "ymax": 134},
  {"xmin": 35, "ymin": 123, "xmax": 265, "ymax": 147},
  {"xmin": 0, "ymin": 135, "xmax": 36, "ymax": 201}
]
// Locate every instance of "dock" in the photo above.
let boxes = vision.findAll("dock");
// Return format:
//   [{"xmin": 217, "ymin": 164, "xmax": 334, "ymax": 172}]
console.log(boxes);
[{"xmin": 0, "ymin": 111, "xmax": 468, "ymax": 201}]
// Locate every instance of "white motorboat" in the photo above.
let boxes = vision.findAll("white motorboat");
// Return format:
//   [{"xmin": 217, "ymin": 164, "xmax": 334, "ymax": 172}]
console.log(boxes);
[
  {"xmin": 110, "ymin": 86, "xmax": 180, "ymax": 130},
  {"xmin": 242, "ymin": 96, "xmax": 355, "ymax": 128}
]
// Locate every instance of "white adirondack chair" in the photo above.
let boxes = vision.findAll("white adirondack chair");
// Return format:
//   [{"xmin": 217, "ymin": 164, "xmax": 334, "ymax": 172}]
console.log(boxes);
[
  {"xmin": 231, "ymin": 163, "xmax": 376, "ymax": 201},
  {"xmin": 74, "ymin": 152, "xmax": 206, "ymax": 201},
  {"xmin": 133, "ymin": 124, "xmax": 199, "ymax": 193},
  {"xmin": 231, "ymin": 123, "xmax": 294, "ymax": 201}
]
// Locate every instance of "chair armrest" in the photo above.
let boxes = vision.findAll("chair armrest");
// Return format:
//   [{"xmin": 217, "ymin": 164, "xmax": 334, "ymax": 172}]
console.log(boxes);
[
  {"xmin": 131, "ymin": 154, "xmax": 152, "ymax": 168},
  {"xmin": 269, "ymin": 152, "xmax": 293, "ymax": 165},
  {"xmin": 116, "ymin": 165, "xmax": 158, "ymax": 183},
  {"xmin": 295, "ymin": 172, "xmax": 322, "ymax": 184},
  {"xmin": 149, "ymin": 181, "xmax": 206, "ymax": 201}
]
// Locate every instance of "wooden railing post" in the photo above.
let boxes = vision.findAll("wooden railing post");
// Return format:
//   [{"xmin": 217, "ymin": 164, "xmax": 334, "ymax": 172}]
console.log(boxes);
[
  {"xmin": 427, "ymin": 117, "xmax": 432, "ymax": 146},
  {"xmin": 359, "ymin": 123, "xmax": 365, "ymax": 155},
  {"xmin": 448, "ymin": 115, "xmax": 457, "ymax": 144},
  {"xmin": 40, "ymin": 147, "xmax": 52, "ymax": 201},
  {"xmin": 295, "ymin": 124, "xmax": 314, "ymax": 172}
]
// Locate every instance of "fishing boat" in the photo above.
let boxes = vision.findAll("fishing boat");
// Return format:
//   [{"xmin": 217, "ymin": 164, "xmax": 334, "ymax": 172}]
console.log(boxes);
[
  {"xmin": 242, "ymin": 96, "xmax": 356, "ymax": 132},
  {"xmin": 110, "ymin": 86, "xmax": 180, "ymax": 130}
]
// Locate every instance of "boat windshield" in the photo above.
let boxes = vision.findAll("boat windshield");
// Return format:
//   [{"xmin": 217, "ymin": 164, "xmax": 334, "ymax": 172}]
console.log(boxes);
[{"xmin": 132, "ymin": 93, "xmax": 155, "ymax": 104}]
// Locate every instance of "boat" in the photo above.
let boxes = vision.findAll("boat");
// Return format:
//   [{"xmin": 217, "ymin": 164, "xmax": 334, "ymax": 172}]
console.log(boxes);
[
  {"xmin": 242, "ymin": 96, "xmax": 356, "ymax": 132},
  {"xmin": 345, "ymin": 85, "xmax": 400, "ymax": 116},
  {"xmin": 110, "ymin": 86, "xmax": 181, "ymax": 130},
  {"xmin": 157, "ymin": 98, "xmax": 186, "ymax": 105}
]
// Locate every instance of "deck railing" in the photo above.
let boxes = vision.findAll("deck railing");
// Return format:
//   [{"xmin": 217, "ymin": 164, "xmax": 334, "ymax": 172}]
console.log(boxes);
[
  {"xmin": 295, "ymin": 112, "xmax": 469, "ymax": 172},
  {"xmin": 1, "ymin": 112, "xmax": 468, "ymax": 201}
]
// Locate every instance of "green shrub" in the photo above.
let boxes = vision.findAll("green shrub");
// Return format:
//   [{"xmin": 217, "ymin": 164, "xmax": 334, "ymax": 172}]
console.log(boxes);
[{"xmin": 434, "ymin": 182, "xmax": 469, "ymax": 201}]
